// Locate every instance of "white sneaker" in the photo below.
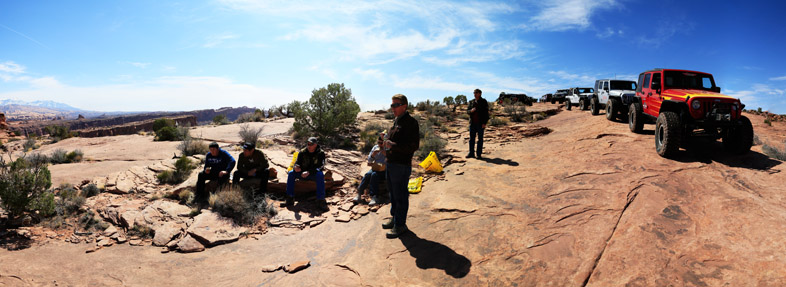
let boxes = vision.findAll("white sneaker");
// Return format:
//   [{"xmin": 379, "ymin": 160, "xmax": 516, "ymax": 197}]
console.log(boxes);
[
  {"xmin": 369, "ymin": 196, "xmax": 380, "ymax": 206},
  {"xmin": 352, "ymin": 194, "xmax": 362, "ymax": 203}
]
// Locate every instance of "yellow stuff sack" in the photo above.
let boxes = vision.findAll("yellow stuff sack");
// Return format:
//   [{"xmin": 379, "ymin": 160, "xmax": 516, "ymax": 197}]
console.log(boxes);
[
  {"xmin": 418, "ymin": 151, "xmax": 443, "ymax": 173},
  {"xmin": 408, "ymin": 176, "xmax": 423, "ymax": 194},
  {"xmin": 287, "ymin": 151, "xmax": 299, "ymax": 172}
]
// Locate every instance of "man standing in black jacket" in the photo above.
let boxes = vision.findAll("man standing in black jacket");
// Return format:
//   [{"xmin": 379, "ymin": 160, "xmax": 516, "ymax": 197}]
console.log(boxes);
[
  {"xmin": 467, "ymin": 88, "xmax": 489, "ymax": 159},
  {"xmin": 382, "ymin": 94, "xmax": 420, "ymax": 238}
]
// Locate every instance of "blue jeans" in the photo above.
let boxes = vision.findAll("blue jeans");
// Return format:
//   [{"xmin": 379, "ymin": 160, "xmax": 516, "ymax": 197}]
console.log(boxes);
[
  {"xmin": 386, "ymin": 162, "xmax": 411, "ymax": 228},
  {"xmin": 358, "ymin": 170, "xmax": 385, "ymax": 196},
  {"xmin": 469, "ymin": 123, "xmax": 484, "ymax": 156},
  {"xmin": 286, "ymin": 169, "xmax": 325, "ymax": 200}
]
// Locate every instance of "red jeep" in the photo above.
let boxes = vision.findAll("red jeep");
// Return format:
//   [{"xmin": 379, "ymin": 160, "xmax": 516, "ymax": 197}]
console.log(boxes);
[{"xmin": 629, "ymin": 69, "xmax": 753, "ymax": 158}]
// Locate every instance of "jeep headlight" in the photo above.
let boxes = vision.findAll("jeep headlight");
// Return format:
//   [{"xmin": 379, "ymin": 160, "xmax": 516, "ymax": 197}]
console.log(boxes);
[{"xmin": 691, "ymin": 100, "xmax": 701, "ymax": 110}]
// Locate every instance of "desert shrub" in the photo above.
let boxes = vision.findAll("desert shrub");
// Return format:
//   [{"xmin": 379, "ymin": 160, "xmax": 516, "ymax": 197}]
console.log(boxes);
[
  {"xmin": 82, "ymin": 183, "xmax": 100, "ymax": 198},
  {"xmin": 12, "ymin": 130, "xmax": 21, "ymax": 136},
  {"xmin": 757, "ymin": 107, "xmax": 763, "ymax": 113},
  {"xmin": 178, "ymin": 190, "xmax": 193, "ymax": 204},
  {"xmin": 443, "ymin": 96, "xmax": 455, "ymax": 111},
  {"xmin": 753, "ymin": 134, "xmax": 762, "ymax": 146},
  {"xmin": 236, "ymin": 109, "xmax": 266, "ymax": 123},
  {"xmin": 23, "ymin": 138, "xmax": 37, "ymax": 151},
  {"xmin": 0, "ymin": 158, "xmax": 53, "ymax": 220},
  {"xmin": 384, "ymin": 109, "xmax": 395, "ymax": 119},
  {"xmin": 764, "ymin": 117, "xmax": 772, "ymax": 126},
  {"xmin": 49, "ymin": 148, "xmax": 68, "ymax": 164},
  {"xmin": 66, "ymin": 149, "xmax": 83, "ymax": 163},
  {"xmin": 45, "ymin": 125, "xmax": 74, "ymax": 143},
  {"xmin": 489, "ymin": 116, "xmax": 509, "ymax": 126},
  {"xmin": 213, "ymin": 114, "xmax": 229, "ymax": 125},
  {"xmin": 417, "ymin": 132, "xmax": 447, "ymax": 160},
  {"xmin": 156, "ymin": 157, "xmax": 194, "ymax": 185},
  {"xmin": 416, "ymin": 100, "xmax": 441, "ymax": 112},
  {"xmin": 55, "ymin": 185, "xmax": 85, "ymax": 215},
  {"xmin": 152, "ymin": 118, "xmax": 175, "ymax": 133},
  {"xmin": 762, "ymin": 142, "xmax": 786, "ymax": 161},
  {"xmin": 211, "ymin": 187, "xmax": 276, "ymax": 226},
  {"xmin": 360, "ymin": 122, "xmax": 386, "ymax": 153},
  {"xmin": 458, "ymin": 113, "xmax": 470, "ymax": 120},
  {"xmin": 239, "ymin": 124, "xmax": 264, "ymax": 145},
  {"xmin": 155, "ymin": 126, "xmax": 179, "ymax": 141},
  {"xmin": 290, "ymin": 83, "xmax": 361, "ymax": 147},
  {"xmin": 504, "ymin": 103, "xmax": 528, "ymax": 122},
  {"xmin": 178, "ymin": 129, "xmax": 208, "ymax": 156},
  {"xmin": 30, "ymin": 191, "xmax": 56, "ymax": 218},
  {"xmin": 157, "ymin": 170, "xmax": 175, "ymax": 184},
  {"xmin": 25, "ymin": 153, "xmax": 50, "ymax": 167},
  {"xmin": 77, "ymin": 210, "xmax": 108, "ymax": 232},
  {"xmin": 128, "ymin": 225, "xmax": 154, "ymax": 239}
]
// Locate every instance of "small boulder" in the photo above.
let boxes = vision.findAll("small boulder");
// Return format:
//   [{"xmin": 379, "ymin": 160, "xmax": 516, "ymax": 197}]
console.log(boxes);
[
  {"xmin": 176, "ymin": 235, "xmax": 205, "ymax": 253},
  {"xmin": 260, "ymin": 264, "xmax": 283, "ymax": 273},
  {"xmin": 153, "ymin": 223, "xmax": 183, "ymax": 246},
  {"xmin": 284, "ymin": 261, "xmax": 311, "ymax": 273}
]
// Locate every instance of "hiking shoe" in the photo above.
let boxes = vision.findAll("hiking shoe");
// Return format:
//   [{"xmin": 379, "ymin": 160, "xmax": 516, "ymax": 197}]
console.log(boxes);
[
  {"xmin": 381, "ymin": 218, "xmax": 394, "ymax": 229},
  {"xmin": 369, "ymin": 196, "xmax": 380, "ymax": 206},
  {"xmin": 316, "ymin": 199, "xmax": 329, "ymax": 212},
  {"xmin": 466, "ymin": 153, "xmax": 475, "ymax": 158},
  {"xmin": 280, "ymin": 197, "xmax": 294, "ymax": 207},
  {"xmin": 352, "ymin": 194, "xmax": 362, "ymax": 203},
  {"xmin": 477, "ymin": 154, "xmax": 483, "ymax": 159},
  {"xmin": 386, "ymin": 225, "xmax": 409, "ymax": 239}
]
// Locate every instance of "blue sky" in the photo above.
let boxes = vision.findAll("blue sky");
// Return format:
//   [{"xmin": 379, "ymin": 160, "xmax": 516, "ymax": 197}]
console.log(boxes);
[{"xmin": 1, "ymin": 0, "xmax": 785, "ymax": 114}]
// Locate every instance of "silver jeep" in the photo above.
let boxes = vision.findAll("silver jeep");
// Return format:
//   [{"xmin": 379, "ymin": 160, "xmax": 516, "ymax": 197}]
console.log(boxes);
[{"xmin": 591, "ymin": 79, "xmax": 637, "ymax": 120}]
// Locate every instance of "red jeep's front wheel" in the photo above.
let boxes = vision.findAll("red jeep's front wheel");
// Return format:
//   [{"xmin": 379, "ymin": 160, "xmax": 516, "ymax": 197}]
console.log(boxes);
[
  {"xmin": 723, "ymin": 116, "xmax": 753, "ymax": 154},
  {"xmin": 655, "ymin": 111, "xmax": 682, "ymax": 158}
]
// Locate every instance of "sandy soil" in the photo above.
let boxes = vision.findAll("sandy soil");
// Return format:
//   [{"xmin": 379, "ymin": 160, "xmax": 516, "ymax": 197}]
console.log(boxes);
[{"xmin": 2, "ymin": 104, "xmax": 785, "ymax": 286}]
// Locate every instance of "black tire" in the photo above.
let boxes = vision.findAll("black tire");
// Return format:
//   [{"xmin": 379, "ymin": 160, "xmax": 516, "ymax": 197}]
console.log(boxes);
[
  {"xmin": 723, "ymin": 116, "xmax": 753, "ymax": 154},
  {"xmin": 629, "ymin": 102, "xmax": 644, "ymax": 133},
  {"xmin": 551, "ymin": 99, "xmax": 556, "ymax": 104},
  {"xmin": 606, "ymin": 98, "xmax": 619, "ymax": 121},
  {"xmin": 566, "ymin": 100, "xmax": 572, "ymax": 110},
  {"xmin": 655, "ymin": 111, "xmax": 682, "ymax": 158},
  {"xmin": 590, "ymin": 97, "xmax": 600, "ymax": 115}
]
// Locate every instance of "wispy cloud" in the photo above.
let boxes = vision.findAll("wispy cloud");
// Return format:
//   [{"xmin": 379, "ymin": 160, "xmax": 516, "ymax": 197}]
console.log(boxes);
[
  {"xmin": 548, "ymin": 70, "xmax": 595, "ymax": 84},
  {"xmin": 0, "ymin": 61, "xmax": 61, "ymax": 87},
  {"xmin": 122, "ymin": 61, "xmax": 151, "ymax": 68},
  {"xmin": 0, "ymin": 61, "xmax": 25, "ymax": 74},
  {"xmin": 637, "ymin": 18, "xmax": 694, "ymax": 48},
  {"xmin": 726, "ymin": 83, "xmax": 786, "ymax": 113},
  {"xmin": 770, "ymin": 75, "xmax": 786, "ymax": 81},
  {"xmin": 527, "ymin": 0, "xmax": 617, "ymax": 32},
  {"xmin": 204, "ymin": 33, "xmax": 239, "ymax": 48}
]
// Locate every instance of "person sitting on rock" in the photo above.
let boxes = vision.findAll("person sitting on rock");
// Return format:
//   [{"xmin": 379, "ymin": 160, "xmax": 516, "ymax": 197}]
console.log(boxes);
[
  {"xmin": 283, "ymin": 136, "xmax": 328, "ymax": 212},
  {"xmin": 232, "ymin": 141, "xmax": 274, "ymax": 196},
  {"xmin": 195, "ymin": 142, "xmax": 236, "ymax": 206},
  {"xmin": 353, "ymin": 134, "xmax": 386, "ymax": 205}
]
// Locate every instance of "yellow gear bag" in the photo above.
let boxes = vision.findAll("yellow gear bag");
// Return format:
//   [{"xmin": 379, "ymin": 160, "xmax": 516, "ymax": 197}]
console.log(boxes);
[
  {"xmin": 287, "ymin": 151, "xmax": 299, "ymax": 172},
  {"xmin": 408, "ymin": 176, "xmax": 423, "ymax": 194},
  {"xmin": 418, "ymin": 151, "xmax": 443, "ymax": 173}
]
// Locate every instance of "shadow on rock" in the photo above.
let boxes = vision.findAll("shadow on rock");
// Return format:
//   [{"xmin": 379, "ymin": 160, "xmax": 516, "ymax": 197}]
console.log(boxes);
[
  {"xmin": 477, "ymin": 157, "xmax": 519, "ymax": 166},
  {"xmin": 0, "ymin": 230, "xmax": 32, "ymax": 251},
  {"xmin": 676, "ymin": 140, "xmax": 781, "ymax": 171},
  {"xmin": 399, "ymin": 231, "xmax": 471, "ymax": 278}
]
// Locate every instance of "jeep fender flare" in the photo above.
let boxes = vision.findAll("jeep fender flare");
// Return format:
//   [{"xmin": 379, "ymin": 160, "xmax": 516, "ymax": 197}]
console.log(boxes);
[{"xmin": 658, "ymin": 100, "xmax": 691, "ymax": 125}]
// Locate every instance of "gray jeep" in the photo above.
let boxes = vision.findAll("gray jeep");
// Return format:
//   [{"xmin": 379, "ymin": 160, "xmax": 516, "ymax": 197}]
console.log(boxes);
[
  {"xmin": 565, "ymin": 87, "xmax": 594, "ymax": 111},
  {"xmin": 592, "ymin": 79, "xmax": 637, "ymax": 120}
]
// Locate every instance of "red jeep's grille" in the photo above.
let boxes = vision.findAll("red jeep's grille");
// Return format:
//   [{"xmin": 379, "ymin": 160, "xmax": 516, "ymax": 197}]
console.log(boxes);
[{"xmin": 700, "ymin": 101, "xmax": 733, "ymax": 121}]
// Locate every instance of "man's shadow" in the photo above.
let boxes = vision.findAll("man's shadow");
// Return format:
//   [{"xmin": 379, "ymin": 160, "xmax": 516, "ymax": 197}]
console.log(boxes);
[
  {"xmin": 399, "ymin": 231, "xmax": 471, "ymax": 278},
  {"xmin": 477, "ymin": 157, "xmax": 519, "ymax": 166}
]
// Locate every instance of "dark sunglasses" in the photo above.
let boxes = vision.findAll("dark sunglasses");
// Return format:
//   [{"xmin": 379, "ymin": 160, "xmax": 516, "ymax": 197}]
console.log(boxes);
[
  {"xmin": 390, "ymin": 103, "xmax": 405, "ymax": 108},
  {"xmin": 307, "ymin": 142, "xmax": 315, "ymax": 146}
]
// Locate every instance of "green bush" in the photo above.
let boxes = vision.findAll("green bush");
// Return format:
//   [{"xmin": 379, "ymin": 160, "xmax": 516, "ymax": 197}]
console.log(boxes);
[
  {"xmin": 178, "ymin": 129, "xmax": 208, "ymax": 156},
  {"xmin": 152, "ymin": 118, "xmax": 175, "ymax": 133},
  {"xmin": 157, "ymin": 170, "xmax": 175, "ymax": 184},
  {"xmin": 55, "ymin": 185, "xmax": 85, "ymax": 215},
  {"xmin": 290, "ymin": 83, "xmax": 361, "ymax": 147},
  {"xmin": 415, "ymin": 117, "xmax": 446, "ymax": 160},
  {"xmin": 489, "ymin": 116, "xmax": 509, "ymax": 126},
  {"xmin": 82, "ymin": 183, "xmax": 100, "ymax": 198},
  {"xmin": 213, "ymin": 114, "xmax": 229, "ymax": 125},
  {"xmin": 155, "ymin": 126, "xmax": 180, "ymax": 141},
  {"xmin": 45, "ymin": 125, "xmax": 74, "ymax": 143},
  {"xmin": 66, "ymin": 149, "xmax": 83, "ymax": 163},
  {"xmin": 128, "ymin": 225, "xmax": 154, "ymax": 239},
  {"xmin": 25, "ymin": 153, "xmax": 50, "ymax": 167},
  {"xmin": 764, "ymin": 117, "xmax": 772, "ymax": 126},
  {"xmin": 157, "ymin": 156, "xmax": 195, "ymax": 184},
  {"xmin": 23, "ymin": 138, "xmax": 37, "ymax": 151},
  {"xmin": 504, "ymin": 103, "xmax": 528, "ymax": 122},
  {"xmin": 0, "ymin": 158, "xmax": 53, "ymax": 219},
  {"xmin": 78, "ymin": 210, "xmax": 108, "ymax": 233},
  {"xmin": 455, "ymin": 94, "xmax": 468, "ymax": 105}
]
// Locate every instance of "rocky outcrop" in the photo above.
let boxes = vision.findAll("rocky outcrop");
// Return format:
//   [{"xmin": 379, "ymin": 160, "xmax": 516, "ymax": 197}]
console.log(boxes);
[{"xmin": 76, "ymin": 115, "xmax": 197, "ymax": 137}]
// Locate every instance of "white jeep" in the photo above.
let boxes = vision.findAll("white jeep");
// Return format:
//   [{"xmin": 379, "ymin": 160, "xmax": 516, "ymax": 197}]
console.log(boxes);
[
  {"xmin": 591, "ymin": 79, "xmax": 637, "ymax": 120},
  {"xmin": 565, "ymin": 87, "xmax": 594, "ymax": 111}
]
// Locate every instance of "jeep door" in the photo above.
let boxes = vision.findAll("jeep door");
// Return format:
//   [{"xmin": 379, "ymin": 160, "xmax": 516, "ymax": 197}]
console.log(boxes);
[
  {"xmin": 600, "ymin": 81, "xmax": 609, "ymax": 104},
  {"xmin": 638, "ymin": 72, "xmax": 661, "ymax": 116}
]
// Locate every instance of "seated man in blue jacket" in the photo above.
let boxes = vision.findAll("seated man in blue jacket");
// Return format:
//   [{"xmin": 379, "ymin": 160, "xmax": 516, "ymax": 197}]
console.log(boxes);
[
  {"xmin": 195, "ymin": 142, "xmax": 236, "ymax": 206},
  {"xmin": 283, "ymin": 137, "xmax": 328, "ymax": 212}
]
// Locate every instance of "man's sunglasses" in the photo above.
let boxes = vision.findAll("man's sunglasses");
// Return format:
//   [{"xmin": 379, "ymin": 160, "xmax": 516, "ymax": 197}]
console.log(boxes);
[{"xmin": 390, "ymin": 103, "xmax": 404, "ymax": 108}]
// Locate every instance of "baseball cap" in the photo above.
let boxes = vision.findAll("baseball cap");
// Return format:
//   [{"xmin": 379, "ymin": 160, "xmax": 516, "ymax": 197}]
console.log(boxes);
[
  {"xmin": 242, "ymin": 142, "xmax": 255, "ymax": 150},
  {"xmin": 307, "ymin": 137, "xmax": 318, "ymax": 144}
]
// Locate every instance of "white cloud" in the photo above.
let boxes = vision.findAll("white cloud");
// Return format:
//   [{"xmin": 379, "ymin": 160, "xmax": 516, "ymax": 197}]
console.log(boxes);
[
  {"xmin": 528, "ymin": 0, "xmax": 617, "ymax": 31},
  {"xmin": 391, "ymin": 75, "xmax": 476, "ymax": 92},
  {"xmin": 130, "ymin": 62, "xmax": 151, "ymax": 68},
  {"xmin": 637, "ymin": 18, "xmax": 694, "ymax": 48},
  {"xmin": 725, "ymin": 83, "xmax": 786, "ymax": 113},
  {"xmin": 596, "ymin": 27, "xmax": 616, "ymax": 38},
  {"xmin": 770, "ymin": 75, "xmax": 786, "ymax": 81},
  {"xmin": 353, "ymin": 68, "xmax": 385, "ymax": 80},
  {"xmin": 548, "ymin": 70, "xmax": 595, "ymax": 84},
  {"xmin": 0, "ymin": 61, "xmax": 25, "ymax": 73},
  {"xmin": 204, "ymin": 33, "xmax": 239, "ymax": 48},
  {"xmin": 424, "ymin": 40, "xmax": 533, "ymax": 66}
]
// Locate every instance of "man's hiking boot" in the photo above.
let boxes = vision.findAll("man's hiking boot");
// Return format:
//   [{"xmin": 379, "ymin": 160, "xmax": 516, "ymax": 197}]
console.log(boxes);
[
  {"xmin": 316, "ymin": 199, "xmax": 329, "ymax": 212},
  {"xmin": 466, "ymin": 153, "xmax": 475, "ymax": 158},
  {"xmin": 477, "ymin": 154, "xmax": 483, "ymax": 159},
  {"xmin": 386, "ymin": 225, "xmax": 409, "ymax": 239},
  {"xmin": 369, "ymin": 196, "xmax": 380, "ymax": 206},
  {"xmin": 352, "ymin": 193, "xmax": 362, "ymax": 203},
  {"xmin": 381, "ymin": 218, "xmax": 395, "ymax": 229},
  {"xmin": 280, "ymin": 197, "xmax": 294, "ymax": 207}
]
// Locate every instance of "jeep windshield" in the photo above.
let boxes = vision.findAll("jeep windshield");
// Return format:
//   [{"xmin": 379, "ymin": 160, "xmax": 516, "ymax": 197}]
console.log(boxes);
[
  {"xmin": 577, "ymin": 88, "xmax": 594, "ymax": 93},
  {"xmin": 610, "ymin": 81, "xmax": 636, "ymax": 90},
  {"xmin": 664, "ymin": 71, "xmax": 715, "ymax": 90}
]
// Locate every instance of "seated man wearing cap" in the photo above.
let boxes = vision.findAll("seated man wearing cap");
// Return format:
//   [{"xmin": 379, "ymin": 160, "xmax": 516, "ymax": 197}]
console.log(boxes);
[
  {"xmin": 195, "ymin": 142, "xmax": 236, "ymax": 206},
  {"xmin": 233, "ymin": 141, "xmax": 273, "ymax": 195},
  {"xmin": 283, "ymin": 136, "xmax": 328, "ymax": 212}
]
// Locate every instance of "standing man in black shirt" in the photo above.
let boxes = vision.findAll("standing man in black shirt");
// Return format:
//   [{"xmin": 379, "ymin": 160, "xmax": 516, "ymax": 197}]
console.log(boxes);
[
  {"xmin": 382, "ymin": 94, "xmax": 420, "ymax": 238},
  {"xmin": 467, "ymin": 88, "xmax": 489, "ymax": 159}
]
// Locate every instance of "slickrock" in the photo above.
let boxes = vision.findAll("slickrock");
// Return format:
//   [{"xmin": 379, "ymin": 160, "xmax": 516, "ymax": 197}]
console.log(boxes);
[{"xmin": 187, "ymin": 211, "xmax": 247, "ymax": 246}]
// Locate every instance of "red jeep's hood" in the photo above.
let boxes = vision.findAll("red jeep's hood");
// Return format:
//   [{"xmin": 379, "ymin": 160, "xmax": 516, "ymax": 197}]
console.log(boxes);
[{"xmin": 662, "ymin": 89, "xmax": 736, "ymax": 101}]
